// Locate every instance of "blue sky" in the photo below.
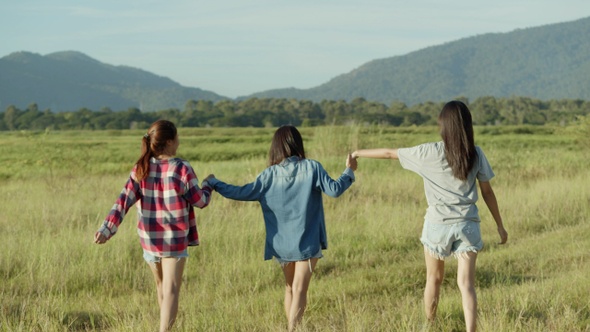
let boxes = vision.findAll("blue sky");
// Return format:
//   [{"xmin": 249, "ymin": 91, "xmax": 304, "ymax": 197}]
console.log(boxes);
[{"xmin": 1, "ymin": 1, "xmax": 588, "ymax": 98}]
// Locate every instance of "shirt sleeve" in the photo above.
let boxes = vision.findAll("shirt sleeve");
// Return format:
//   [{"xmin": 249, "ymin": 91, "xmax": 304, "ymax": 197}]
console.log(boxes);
[
  {"xmin": 475, "ymin": 146, "xmax": 495, "ymax": 182},
  {"xmin": 97, "ymin": 173, "xmax": 140, "ymax": 239},
  {"xmin": 315, "ymin": 162, "xmax": 355, "ymax": 198},
  {"xmin": 182, "ymin": 164, "xmax": 212, "ymax": 209},
  {"xmin": 398, "ymin": 144, "xmax": 428, "ymax": 174},
  {"xmin": 209, "ymin": 173, "xmax": 266, "ymax": 202}
]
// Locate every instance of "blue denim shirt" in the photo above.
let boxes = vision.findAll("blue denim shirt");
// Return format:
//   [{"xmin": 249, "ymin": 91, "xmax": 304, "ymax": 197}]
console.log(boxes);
[{"xmin": 208, "ymin": 156, "xmax": 355, "ymax": 261}]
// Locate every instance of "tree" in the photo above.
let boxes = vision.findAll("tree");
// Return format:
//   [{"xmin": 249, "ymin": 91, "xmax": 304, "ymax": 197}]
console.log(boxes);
[
  {"xmin": 15, "ymin": 106, "xmax": 42, "ymax": 130},
  {"xmin": 3, "ymin": 105, "xmax": 21, "ymax": 131},
  {"xmin": 388, "ymin": 101, "xmax": 408, "ymax": 113},
  {"xmin": 159, "ymin": 108, "xmax": 181, "ymax": 124},
  {"xmin": 297, "ymin": 100, "xmax": 323, "ymax": 126},
  {"xmin": 30, "ymin": 109, "xmax": 55, "ymax": 130},
  {"xmin": 471, "ymin": 96, "xmax": 500, "ymax": 125}
]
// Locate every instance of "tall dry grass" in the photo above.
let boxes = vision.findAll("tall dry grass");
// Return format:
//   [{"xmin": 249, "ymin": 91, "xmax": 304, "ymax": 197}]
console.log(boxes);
[{"xmin": 0, "ymin": 125, "xmax": 588, "ymax": 331}]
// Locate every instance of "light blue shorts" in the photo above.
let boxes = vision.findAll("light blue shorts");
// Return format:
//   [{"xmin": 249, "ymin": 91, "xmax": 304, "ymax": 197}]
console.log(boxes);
[
  {"xmin": 420, "ymin": 220, "xmax": 483, "ymax": 260},
  {"xmin": 143, "ymin": 249, "xmax": 188, "ymax": 264},
  {"xmin": 275, "ymin": 250, "xmax": 323, "ymax": 266}
]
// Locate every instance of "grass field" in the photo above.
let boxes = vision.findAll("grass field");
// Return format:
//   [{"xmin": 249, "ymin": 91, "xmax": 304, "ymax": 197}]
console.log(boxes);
[{"xmin": 1, "ymin": 125, "xmax": 589, "ymax": 331}]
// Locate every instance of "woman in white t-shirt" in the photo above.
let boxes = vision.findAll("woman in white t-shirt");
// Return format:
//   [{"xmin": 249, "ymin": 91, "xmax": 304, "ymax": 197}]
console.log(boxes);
[{"xmin": 352, "ymin": 100, "xmax": 507, "ymax": 332}]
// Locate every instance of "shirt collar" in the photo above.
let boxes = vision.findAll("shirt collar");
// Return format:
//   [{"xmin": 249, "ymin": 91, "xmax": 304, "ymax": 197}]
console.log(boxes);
[{"xmin": 279, "ymin": 155, "xmax": 301, "ymax": 166}]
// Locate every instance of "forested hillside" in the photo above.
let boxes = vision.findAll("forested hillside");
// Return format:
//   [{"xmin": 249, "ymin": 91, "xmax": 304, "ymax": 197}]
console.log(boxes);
[
  {"xmin": 0, "ymin": 51, "xmax": 227, "ymax": 112},
  {"xmin": 246, "ymin": 17, "xmax": 590, "ymax": 105}
]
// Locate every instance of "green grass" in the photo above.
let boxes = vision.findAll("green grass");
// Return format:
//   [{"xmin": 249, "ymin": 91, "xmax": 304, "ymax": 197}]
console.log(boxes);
[{"xmin": 1, "ymin": 125, "xmax": 589, "ymax": 331}]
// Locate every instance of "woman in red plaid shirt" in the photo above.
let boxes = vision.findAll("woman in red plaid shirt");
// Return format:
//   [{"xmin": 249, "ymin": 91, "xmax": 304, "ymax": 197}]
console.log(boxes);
[{"xmin": 94, "ymin": 120, "xmax": 213, "ymax": 332}]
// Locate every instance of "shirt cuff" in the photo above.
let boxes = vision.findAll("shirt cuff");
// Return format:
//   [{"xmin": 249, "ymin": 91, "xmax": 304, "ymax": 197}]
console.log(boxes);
[
  {"xmin": 206, "ymin": 177, "xmax": 220, "ymax": 189},
  {"xmin": 98, "ymin": 224, "xmax": 113, "ymax": 239},
  {"xmin": 201, "ymin": 180, "xmax": 212, "ymax": 191},
  {"xmin": 343, "ymin": 167, "xmax": 355, "ymax": 181}
]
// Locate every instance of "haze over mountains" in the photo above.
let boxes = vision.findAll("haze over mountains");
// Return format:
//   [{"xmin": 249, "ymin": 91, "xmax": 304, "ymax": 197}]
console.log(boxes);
[
  {"xmin": 0, "ymin": 51, "xmax": 227, "ymax": 112},
  {"xmin": 249, "ymin": 16, "xmax": 590, "ymax": 105},
  {"xmin": 1, "ymin": 16, "xmax": 589, "ymax": 112}
]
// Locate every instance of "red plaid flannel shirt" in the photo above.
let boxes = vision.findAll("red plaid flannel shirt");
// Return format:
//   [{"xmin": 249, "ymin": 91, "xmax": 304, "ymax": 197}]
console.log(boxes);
[{"xmin": 98, "ymin": 158, "xmax": 212, "ymax": 257}]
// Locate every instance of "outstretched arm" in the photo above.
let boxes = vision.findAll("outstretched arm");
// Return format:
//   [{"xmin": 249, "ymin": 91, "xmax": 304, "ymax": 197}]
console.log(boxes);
[
  {"xmin": 207, "ymin": 174, "xmax": 265, "ymax": 202},
  {"xmin": 352, "ymin": 148, "xmax": 398, "ymax": 160},
  {"xmin": 479, "ymin": 181, "xmax": 508, "ymax": 244}
]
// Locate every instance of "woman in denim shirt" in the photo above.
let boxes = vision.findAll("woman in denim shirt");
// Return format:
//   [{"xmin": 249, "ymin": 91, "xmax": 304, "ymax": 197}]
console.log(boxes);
[{"xmin": 206, "ymin": 125, "xmax": 356, "ymax": 331}]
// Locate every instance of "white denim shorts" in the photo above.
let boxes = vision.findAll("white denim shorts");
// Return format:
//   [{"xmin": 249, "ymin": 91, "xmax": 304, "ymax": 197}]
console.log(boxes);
[{"xmin": 420, "ymin": 220, "xmax": 483, "ymax": 260}]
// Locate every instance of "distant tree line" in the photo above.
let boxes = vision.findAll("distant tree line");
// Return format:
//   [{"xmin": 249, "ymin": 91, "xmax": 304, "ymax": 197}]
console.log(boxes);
[{"xmin": 1, "ymin": 96, "xmax": 589, "ymax": 131}]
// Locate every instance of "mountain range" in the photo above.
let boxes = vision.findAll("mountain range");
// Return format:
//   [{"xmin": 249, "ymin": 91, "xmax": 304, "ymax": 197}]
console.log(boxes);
[
  {"xmin": 0, "ymin": 51, "xmax": 227, "ymax": 112},
  {"xmin": 1, "ymin": 16, "xmax": 589, "ymax": 112},
  {"xmin": 248, "ymin": 16, "xmax": 590, "ymax": 105}
]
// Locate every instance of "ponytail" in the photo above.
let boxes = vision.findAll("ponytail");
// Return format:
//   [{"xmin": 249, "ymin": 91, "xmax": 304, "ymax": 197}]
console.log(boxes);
[
  {"xmin": 134, "ymin": 120, "xmax": 178, "ymax": 181},
  {"xmin": 135, "ymin": 134, "xmax": 153, "ymax": 181}
]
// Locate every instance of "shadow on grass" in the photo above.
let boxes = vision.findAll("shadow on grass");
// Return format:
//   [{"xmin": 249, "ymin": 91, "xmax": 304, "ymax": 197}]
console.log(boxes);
[
  {"xmin": 476, "ymin": 268, "xmax": 541, "ymax": 289},
  {"xmin": 61, "ymin": 311, "xmax": 106, "ymax": 331},
  {"xmin": 314, "ymin": 260, "xmax": 342, "ymax": 278}
]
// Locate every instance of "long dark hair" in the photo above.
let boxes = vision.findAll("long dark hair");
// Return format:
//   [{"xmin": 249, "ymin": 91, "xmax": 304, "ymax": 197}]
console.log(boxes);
[
  {"xmin": 438, "ymin": 101, "xmax": 476, "ymax": 181},
  {"xmin": 268, "ymin": 125, "xmax": 306, "ymax": 166},
  {"xmin": 135, "ymin": 120, "xmax": 178, "ymax": 181}
]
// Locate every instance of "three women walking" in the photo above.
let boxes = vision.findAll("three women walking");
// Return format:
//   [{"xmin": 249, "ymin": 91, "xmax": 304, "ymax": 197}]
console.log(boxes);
[{"xmin": 94, "ymin": 100, "xmax": 506, "ymax": 331}]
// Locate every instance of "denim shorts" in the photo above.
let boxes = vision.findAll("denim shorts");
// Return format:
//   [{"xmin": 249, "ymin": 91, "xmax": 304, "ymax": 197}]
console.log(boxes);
[
  {"xmin": 143, "ymin": 249, "xmax": 188, "ymax": 264},
  {"xmin": 274, "ymin": 250, "xmax": 323, "ymax": 265},
  {"xmin": 420, "ymin": 220, "xmax": 483, "ymax": 260}
]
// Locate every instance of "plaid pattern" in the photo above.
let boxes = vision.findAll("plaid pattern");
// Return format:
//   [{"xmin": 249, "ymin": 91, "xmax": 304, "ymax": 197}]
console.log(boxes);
[{"xmin": 98, "ymin": 157, "xmax": 212, "ymax": 257}]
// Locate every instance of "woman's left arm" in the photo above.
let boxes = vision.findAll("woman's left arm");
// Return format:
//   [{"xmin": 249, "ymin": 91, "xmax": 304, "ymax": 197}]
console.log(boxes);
[
  {"xmin": 317, "ymin": 157, "xmax": 355, "ymax": 198},
  {"xmin": 184, "ymin": 169, "xmax": 213, "ymax": 209},
  {"xmin": 479, "ymin": 181, "xmax": 508, "ymax": 244}
]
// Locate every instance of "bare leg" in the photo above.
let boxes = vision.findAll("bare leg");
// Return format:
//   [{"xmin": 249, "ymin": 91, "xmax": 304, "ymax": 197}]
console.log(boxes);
[
  {"xmin": 281, "ymin": 259, "xmax": 318, "ymax": 332},
  {"xmin": 423, "ymin": 248, "xmax": 445, "ymax": 322},
  {"xmin": 282, "ymin": 263, "xmax": 295, "ymax": 321},
  {"xmin": 148, "ymin": 261, "xmax": 164, "ymax": 309},
  {"xmin": 457, "ymin": 252, "xmax": 478, "ymax": 332},
  {"xmin": 157, "ymin": 257, "xmax": 186, "ymax": 332}
]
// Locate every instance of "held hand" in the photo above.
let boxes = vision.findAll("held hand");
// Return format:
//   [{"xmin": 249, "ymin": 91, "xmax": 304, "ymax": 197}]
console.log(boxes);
[
  {"xmin": 351, "ymin": 151, "xmax": 359, "ymax": 159},
  {"xmin": 346, "ymin": 154, "xmax": 358, "ymax": 171},
  {"xmin": 497, "ymin": 226, "xmax": 508, "ymax": 244},
  {"xmin": 94, "ymin": 231, "xmax": 107, "ymax": 244},
  {"xmin": 203, "ymin": 174, "xmax": 216, "ymax": 182}
]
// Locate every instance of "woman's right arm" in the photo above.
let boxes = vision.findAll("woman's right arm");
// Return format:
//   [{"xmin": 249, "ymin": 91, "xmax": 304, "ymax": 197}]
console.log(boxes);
[
  {"xmin": 479, "ymin": 181, "xmax": 508, "ymax": 244},
  {"xmin": 352, "ymin": 148, "xmax": 398, "ymax": 160},
  {"xmin": 95, "ymin": 176, "xmax": 140, "ymax": 244}
]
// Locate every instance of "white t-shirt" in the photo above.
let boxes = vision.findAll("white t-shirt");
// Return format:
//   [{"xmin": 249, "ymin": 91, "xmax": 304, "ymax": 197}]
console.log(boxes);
[{"xmin": 398, "ymin": 141, "xmax": 495, "ymax": 224}]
